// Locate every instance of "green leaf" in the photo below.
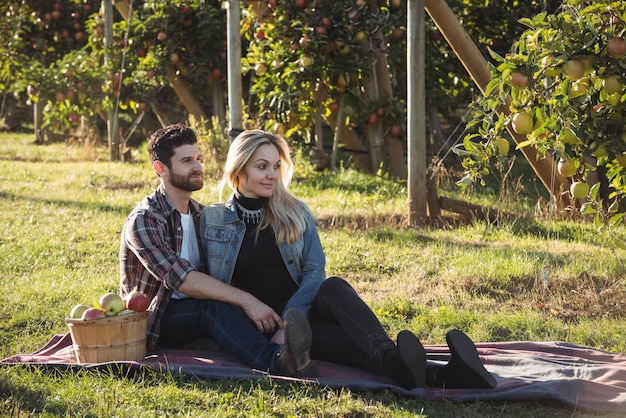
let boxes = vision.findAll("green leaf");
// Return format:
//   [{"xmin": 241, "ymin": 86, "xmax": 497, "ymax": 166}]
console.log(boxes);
[
  {"xmin": 608, "ymin": 212, "xmax": 625, "ymax": 227},
  {"xmin": 518, "ymin": 17, "xmax": 535, "ymax": 29},
  {"xmin": 515, "ymin": 139, "xmax": 534, "ymax": 149},
  {"xmin": 580, "ymin": 202, "xmax": 596, "ymax": 215},
  {"xmin": 589, "ymin": 182, "xmax": 601, "ymax": 200},
  {"xmin": 455, "ymin": 174, "xmax": 473, "ymax": 187}
]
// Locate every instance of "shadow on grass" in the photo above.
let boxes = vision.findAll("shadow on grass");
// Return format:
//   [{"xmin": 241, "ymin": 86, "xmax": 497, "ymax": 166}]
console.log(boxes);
[{"xmin": 0, "ymin": 189, "xmax": 134, "ymax": 216}]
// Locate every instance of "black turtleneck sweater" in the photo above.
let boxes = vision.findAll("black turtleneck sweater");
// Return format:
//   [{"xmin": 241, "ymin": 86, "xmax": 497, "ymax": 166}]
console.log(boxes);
[{"xmin": 231, "ymin": 193, "xmax": 298, "ymax": 316}]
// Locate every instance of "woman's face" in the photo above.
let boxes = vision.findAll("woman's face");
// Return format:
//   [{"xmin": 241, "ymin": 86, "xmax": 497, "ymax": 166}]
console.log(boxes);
[{"xmin": 238, "ymin": 143, "xmax": 280, "ymax": 199}]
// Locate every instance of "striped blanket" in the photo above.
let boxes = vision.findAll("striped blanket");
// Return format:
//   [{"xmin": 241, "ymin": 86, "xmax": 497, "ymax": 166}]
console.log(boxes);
[{"xmin": 3, "ymin": 334, "xmax": 626, "ymax": 413}]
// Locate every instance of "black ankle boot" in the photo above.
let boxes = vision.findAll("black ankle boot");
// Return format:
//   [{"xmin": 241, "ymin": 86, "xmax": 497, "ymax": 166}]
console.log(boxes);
[
  {"xmin": 426, "ymin": 329, "xmax": 496, "ymax": 389},
  {"xmin": 395, "ymin": 330, "xmax": 427, "ymax": 389},
  {"xmin": 372, "ymin": 331, "xmax": 426, "ymax": 389}
]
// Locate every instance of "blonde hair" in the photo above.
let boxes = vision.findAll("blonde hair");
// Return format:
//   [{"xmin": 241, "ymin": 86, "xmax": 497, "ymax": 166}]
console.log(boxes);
[{"xmin": 218, "ymin": 130, "xmax": 310, "ymax": 245}]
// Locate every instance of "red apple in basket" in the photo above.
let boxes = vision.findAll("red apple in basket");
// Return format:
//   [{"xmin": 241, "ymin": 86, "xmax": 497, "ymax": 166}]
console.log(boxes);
[
  {"xmin": 123, "ymin": 290, "xmax": 151, "ymax": 312},
  {"xmin": 82, "ymin": 307, "xmax": 106, "ymax": 320}
]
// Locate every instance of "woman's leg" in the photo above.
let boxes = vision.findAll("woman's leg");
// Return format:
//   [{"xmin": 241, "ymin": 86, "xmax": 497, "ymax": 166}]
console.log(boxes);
[
  {"xmin": 313, "ymin": 278, "xmax": 495, "ymax": 389},
  {"xmin": 313, "ymin": 277, "xmax": 426, "ymax": 388}
]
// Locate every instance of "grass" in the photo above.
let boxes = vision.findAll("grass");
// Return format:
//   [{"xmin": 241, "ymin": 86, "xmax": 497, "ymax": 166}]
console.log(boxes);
[{"xmin": 1, "ymin": 132, "xmax": 625, "ymax": 417}]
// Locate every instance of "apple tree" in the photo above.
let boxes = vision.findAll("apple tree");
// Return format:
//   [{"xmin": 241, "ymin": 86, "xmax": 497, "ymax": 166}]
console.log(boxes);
[
  {"xmin": 458, "ymin": 0, "xmax": 626, "ymax": 229},
  {"xmin": 242, "ymin": 0, "xmax": 409, "ymax": 172},
  {"xmin": 241, "ymin": 0, "xmax": 558, "ymax": 175},
  {"xmin": 0, "ymin": 0, "xmax": 101, "ymax": 134},
  {"xmin": 1, "ymin": 0, "xmax": 228, "ymax": 146},
  {"xmin": 117, "ymin": 1, "xmax": 228, "ymax": 116}
]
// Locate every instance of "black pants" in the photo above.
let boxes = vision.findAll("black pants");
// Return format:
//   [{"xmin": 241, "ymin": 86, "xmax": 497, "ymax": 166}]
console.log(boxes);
[{"xmin": 309, "ymin": 277, "xmax": 395, "ymax": 374}]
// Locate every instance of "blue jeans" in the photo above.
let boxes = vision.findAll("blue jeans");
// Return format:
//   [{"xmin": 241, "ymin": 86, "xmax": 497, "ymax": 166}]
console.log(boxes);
[{"xmin": 158, "ymin": 298, "xmax": 281, "ymax": 373}]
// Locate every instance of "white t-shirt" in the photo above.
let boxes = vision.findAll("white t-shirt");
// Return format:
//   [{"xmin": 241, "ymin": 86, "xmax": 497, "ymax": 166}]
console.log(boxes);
[{"xmin": 171, "ymin": 213, "xmax": 200, "ymax": 299}]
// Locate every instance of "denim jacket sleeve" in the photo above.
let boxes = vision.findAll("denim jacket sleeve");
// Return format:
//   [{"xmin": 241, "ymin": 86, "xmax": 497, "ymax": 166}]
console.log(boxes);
[
  {"xmin": 199, "ymin": 202, "xmax": 243, "ymax": 284},
  {"xmin": 280, "ymin": 207, "xmax": 326, "ymax": 317}
]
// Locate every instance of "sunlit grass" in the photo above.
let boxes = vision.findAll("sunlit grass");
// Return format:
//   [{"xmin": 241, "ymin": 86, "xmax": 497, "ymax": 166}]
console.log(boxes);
[{"xmin": 1, "ymin": 133, "xmax": 625, "ymax": 417}]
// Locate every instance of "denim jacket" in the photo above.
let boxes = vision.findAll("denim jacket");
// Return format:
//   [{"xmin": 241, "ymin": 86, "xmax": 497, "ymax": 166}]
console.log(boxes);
[{"xmin": 199, "ymin": 197, "xmax": 326, "ymax": 317}]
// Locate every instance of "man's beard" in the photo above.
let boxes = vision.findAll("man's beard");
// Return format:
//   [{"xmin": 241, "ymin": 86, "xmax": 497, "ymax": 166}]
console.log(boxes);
[{"xmin": 170, "ymin": 170, "xmax": 204, "ymax": 192}]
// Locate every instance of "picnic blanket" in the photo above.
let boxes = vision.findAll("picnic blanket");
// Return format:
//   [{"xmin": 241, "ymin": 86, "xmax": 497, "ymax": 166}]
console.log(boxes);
[{"xmin": 3, "ymin": 333, "xmax": 626, "ymax": 414}]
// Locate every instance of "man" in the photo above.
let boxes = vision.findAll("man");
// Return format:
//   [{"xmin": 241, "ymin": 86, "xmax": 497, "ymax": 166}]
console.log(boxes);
[{"xmin": 119, "ymin": 124, "xmax": 317, "ymax": 377}]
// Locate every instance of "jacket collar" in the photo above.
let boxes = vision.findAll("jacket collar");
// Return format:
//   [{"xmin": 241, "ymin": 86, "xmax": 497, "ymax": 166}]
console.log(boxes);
[{"xmin": 224, "ymin": 195, "xmax": 242, "ymax": 223}]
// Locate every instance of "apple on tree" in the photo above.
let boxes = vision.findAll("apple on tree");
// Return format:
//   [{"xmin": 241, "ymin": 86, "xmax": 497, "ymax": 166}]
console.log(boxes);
[
  {"xmin": 563, "ymin": 59, "xmax": 585, "ymax": 80},
  {"xmin": 511, "ymin": 112, "xmax": 534, "ymax": 134},
  {"xmin": 570, "ymin": 181, "xmax": 589, "ymax": 199},
  {"xmin": 510, "ymin": 71, "xmax": 529, "ymax": 88},
  {"xmin": 557, "ymin": 158, "xmax": 577, "ymax": 177},
  {"xmin": 493, "ymin": 138, "xmax": 510, "ymax": 156},
  {"xmin": 602, "ymin": 75, "xmax": 623, "ymax": 94},
  {"xmin": 607, "ymin": 36, "xmax": 626, "ymax": 58}
]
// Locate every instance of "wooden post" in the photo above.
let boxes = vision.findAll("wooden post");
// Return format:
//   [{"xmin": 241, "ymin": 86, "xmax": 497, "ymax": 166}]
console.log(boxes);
[
  {"xmin": 104, "ymin": 0, "xmax": 120, "ymax": 160},
  {"xmin": 407, "ymin": 0, "xmax": 428, "ymax": 224},
  {"xmin": 33, "ymin": 100, "xmax": 44, "ymax": 144},
  {"xmin": 226, "ymin": 0, "xmax": 243, "ymax": 136},
  {"xmin": 424, "ymin": 0, "xmax": 571, "ymax": 207}
]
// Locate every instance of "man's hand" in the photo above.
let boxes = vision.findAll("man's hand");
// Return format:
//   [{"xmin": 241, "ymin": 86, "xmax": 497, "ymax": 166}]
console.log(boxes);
[
  {"xmin": 241, "ymin": 294, "xmax": 284, "ymax": 334},
  {"xmin": 178, "ymin": 271, "xmax": 284, "ymax": 333}
]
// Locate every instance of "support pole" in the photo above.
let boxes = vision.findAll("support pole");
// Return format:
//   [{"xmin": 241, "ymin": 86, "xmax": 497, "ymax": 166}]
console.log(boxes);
[
  {"xmin": 407, "ymin": 0, "xmax": 428, "ymax": 224},
  {"xmin": 103, "ymin": 0, "xmax": 120, "ymax": 160},
  {"xmin": 226, "ymin": 0, "xmax": 243, "ymax": 137}
]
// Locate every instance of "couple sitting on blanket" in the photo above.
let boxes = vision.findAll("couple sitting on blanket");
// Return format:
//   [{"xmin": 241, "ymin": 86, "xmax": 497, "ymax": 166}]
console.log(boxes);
[{"xmin": 119, "ymin": 124, "xmax": 496, "ymax": 390}]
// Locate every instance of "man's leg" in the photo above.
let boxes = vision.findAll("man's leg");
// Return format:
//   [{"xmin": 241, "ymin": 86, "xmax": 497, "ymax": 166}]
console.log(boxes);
[{"xmin": 159, "ymin": 298, "xmax": 279, "ymax": 372}]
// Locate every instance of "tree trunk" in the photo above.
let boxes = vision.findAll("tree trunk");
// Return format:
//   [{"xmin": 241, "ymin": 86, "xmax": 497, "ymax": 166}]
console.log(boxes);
[
  {"xmin": 324, "ymin": 112, "xmax": 371, "ymax": 172},
  {"xmin": 359, "ymin": 38, "xmax": 387, "ymax": 172},
  {"xmin": 373, "ymin": 31, "xmax": 407, "ymax": 179}
]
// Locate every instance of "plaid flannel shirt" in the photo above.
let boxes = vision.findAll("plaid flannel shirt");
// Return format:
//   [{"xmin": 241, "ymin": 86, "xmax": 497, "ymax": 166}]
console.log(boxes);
[{"xmin": 119, "ymin": 184, "xmax": 205, "ymax": 351}]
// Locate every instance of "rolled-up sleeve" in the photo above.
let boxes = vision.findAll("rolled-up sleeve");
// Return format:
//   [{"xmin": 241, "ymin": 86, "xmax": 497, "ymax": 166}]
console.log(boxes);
[{"xmin": 123, "ymin": 209, "xmax": 194, "ymax": 292}]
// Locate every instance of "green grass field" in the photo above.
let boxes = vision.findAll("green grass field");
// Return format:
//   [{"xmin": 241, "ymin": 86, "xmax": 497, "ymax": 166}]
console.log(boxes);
[{"xmin": 1, "ymin": 132, "xmax": 625, "ymax": 417}]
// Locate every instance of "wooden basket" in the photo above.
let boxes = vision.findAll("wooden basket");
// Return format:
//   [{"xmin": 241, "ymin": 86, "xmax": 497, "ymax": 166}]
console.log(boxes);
[{"xmin": 65, "ymin": 311, "xmax": 148, "ymax": 363}]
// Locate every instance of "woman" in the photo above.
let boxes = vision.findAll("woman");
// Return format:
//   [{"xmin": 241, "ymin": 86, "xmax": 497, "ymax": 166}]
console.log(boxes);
[{"xmin": 200, "ymin": 129, "xmax": 496, "ymax": 389}]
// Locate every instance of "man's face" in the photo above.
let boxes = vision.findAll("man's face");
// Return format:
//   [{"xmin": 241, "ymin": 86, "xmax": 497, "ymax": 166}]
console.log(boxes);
[{"xmin": 165, "ymin": 144, "xmax": 204, "ymax": 192}]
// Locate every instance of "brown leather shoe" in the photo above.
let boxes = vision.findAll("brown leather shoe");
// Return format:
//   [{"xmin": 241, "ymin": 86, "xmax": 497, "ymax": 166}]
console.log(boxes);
[{"xmin": 275, "ymin": 308, "xmax": 318, "ymax": 377}]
